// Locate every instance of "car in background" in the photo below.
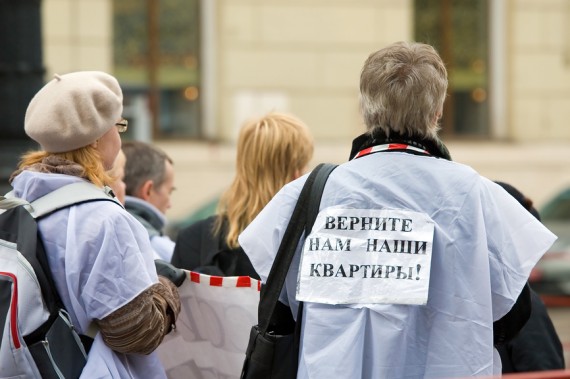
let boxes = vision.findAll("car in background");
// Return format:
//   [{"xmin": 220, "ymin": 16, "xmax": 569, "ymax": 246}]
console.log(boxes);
[{"xmin": 530, "ymin": 187, "xmax": 570, "ymax": 304}]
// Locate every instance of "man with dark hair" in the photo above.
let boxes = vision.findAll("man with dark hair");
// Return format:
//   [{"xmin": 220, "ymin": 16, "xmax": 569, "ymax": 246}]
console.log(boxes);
[
  {"xmin": 123, "ymin": 141, "xmax": 176, "ymax": 261},
  {"xmin": 239, "ymin": 42, "xmax": 557, "ymax": 378}
]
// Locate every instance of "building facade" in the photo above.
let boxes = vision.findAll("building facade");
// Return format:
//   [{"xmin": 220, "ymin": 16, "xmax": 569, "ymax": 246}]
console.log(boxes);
[{"xmin": 41, "ymin": 0, "xmax": 570, "ymax": 143}]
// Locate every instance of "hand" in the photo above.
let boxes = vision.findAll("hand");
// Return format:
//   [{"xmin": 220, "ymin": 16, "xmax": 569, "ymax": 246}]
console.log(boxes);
[{"xmin": 155, "ymin": 259, "xmax": 186, "ymax": 287}]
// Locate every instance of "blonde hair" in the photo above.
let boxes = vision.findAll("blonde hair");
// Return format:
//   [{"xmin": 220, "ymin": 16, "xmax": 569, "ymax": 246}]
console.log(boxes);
[
  {"xmin": 17, "ymin": 145, "xmax": 113, "ymax": 187},
  {"xmin": 216, "ymin": 112, "xmax": 314, "ymax": 248},
  {"xmin": 359, "ymin": 41, "xmax": 448, "ymax": 139}
]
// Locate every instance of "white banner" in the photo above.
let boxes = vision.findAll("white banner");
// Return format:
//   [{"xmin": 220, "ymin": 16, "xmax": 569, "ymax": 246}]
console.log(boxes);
[
  {"xmin": 297, "ymin": 208, "xmax": 435, "ymax": 305},
  {"xmin": 157, "ymin": 271, "xmax": 260, "ymax": 379}
]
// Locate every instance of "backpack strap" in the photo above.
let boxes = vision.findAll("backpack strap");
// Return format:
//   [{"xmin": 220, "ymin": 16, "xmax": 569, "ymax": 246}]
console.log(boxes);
[
  {"xmin": 0, "ymin": 195, "xmax": 31, "ymax": 212},
  {"xmin": 30, "ymin": 181, "xmax": 121, "ymax": 219},
  {"xmin": 6, "ymin": 182, "xmax": 121, "ymax": 343},
  {"xmin": 258, "ymin": 163, "xmax": 338, "ymax": 333}
]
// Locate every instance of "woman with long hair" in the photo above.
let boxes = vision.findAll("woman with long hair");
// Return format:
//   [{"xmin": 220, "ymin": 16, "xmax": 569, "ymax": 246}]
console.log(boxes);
[{"xmin": 171, "ymin": 111, "xmax": 314, "ymax": 278}]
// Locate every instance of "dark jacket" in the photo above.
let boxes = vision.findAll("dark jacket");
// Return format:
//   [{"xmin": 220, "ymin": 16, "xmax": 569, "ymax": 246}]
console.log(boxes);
[
  {"xmin": 171, "ymin": 215, "xmax": 260, "ymax": 280},
  {"xmin": 498, "ymin": 287, "xmax": 565, "ymax": 373}
]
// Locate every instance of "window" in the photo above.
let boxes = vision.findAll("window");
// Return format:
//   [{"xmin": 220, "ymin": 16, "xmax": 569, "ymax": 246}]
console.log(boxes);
[
  {"xmin": 415, "ymin": 0, "xmax": 489, "ymax": 138},
  {"xmin": 113, "ymin": 0, "xmax": 201, "ymax": 139}
]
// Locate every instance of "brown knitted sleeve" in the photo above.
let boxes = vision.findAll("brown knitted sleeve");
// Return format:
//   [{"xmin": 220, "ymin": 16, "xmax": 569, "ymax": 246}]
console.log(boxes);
[{"xmin": 94, "ymin": 276, "xmax": 181, "ymax": 355}]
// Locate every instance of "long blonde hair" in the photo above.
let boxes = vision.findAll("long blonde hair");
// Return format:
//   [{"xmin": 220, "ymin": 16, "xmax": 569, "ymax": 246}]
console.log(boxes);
[
  {"xmin": 16, "ymin": 145, "xmax": 113, "ymax": 187},
  {"xmin": 216, "ymin": 112, "xmax": 314, "ymax": 248}
]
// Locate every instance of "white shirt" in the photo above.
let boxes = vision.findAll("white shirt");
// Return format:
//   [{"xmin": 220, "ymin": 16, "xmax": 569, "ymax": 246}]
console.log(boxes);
[
  {"xmin": 12, "ymin": 171, "xmax": 167, "ymax": 379},
  {"xmin": 239, "ymin": 151, "xmax": 556, "ymax": 379}
]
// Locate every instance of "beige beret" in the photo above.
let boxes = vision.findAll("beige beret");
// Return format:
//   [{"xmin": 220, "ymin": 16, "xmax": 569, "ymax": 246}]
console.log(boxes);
[{"xmin": 25, "ymin": 71, "xmax": 123, "ymax": 153}]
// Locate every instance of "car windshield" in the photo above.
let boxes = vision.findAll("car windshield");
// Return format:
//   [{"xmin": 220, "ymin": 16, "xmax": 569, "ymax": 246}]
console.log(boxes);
[{"xmin": 540, "ymin": 188, "xmax": 570, "ymax": 221}]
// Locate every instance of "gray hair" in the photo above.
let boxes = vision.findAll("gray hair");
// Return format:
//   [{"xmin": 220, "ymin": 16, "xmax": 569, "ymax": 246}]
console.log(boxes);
[
  {"xmin": 122, "ymin": 141, "xmax": 173, "ymax": 196},
  {"xmin": 359, "ymin": 41, "xmax": 448, "ymax": 139}
]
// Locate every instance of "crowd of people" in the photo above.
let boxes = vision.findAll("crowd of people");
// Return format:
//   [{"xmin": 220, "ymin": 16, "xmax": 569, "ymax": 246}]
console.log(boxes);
[{"xmin": 5, "ymin": 41, "xmax": 565, "ymax": 378}]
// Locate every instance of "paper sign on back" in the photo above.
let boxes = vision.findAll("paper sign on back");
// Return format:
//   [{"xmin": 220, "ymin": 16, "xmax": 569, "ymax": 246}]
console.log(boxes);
[{"xmin": 296, "ymin": 208, "xmax": 435, "ymax": 305}]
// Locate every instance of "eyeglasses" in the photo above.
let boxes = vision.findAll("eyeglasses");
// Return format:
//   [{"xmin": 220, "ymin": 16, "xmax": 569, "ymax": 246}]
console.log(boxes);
[{"xmin": 115, "ymin": 119, "xmax": 128, "ymax": 133}]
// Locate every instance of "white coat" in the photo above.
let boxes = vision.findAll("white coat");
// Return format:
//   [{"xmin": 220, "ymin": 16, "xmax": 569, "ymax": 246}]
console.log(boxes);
[
  {"xmin": 239, "ymin": 151, "xmax": 556, "ymax": 379},
  {"xmin": 12, "ymin": 170, "xmax": 166, "ymax": 379}
]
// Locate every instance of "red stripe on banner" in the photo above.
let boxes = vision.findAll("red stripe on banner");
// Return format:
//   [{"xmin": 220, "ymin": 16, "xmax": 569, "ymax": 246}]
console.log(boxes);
[
  {"xmin": 388, "ymin": 143, "xmax": 408, "ymax": 150},
  {"xmin": 188, "ymin": 271, "xmax": 262, "ymax": 289},
  {"xmin": 355, "ymin": 147, "xmax": 373, "ymax": 158},
  {"xmin": 236, "ymin": 276, "xmax": 251, "ymax": 287},
  {"xmin": 190, "ymin": 271, "xmax": 200, "ymax": 283}
]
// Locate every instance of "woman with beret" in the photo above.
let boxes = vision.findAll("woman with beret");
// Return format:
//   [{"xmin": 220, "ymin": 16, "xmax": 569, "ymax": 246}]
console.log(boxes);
[{"xmin": 9, "ymin": 71, "xmax": 181, "ymax": 378}]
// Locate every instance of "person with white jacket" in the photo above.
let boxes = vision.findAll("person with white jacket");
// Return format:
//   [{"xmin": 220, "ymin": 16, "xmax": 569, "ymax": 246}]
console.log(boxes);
[
  {"xmin": 9, "ymin": 71, "xmax": 181, "ymax": 378},
  {"xmin": 239, "ymin": 42, "xmax": 557, "ymax": 378}
]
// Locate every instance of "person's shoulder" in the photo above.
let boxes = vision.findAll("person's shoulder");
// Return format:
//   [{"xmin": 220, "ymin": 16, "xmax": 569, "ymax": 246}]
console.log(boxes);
[
  {"xmin": 411, "ymin": 155, "xmax": 481, "ymax": 178},
  {"xmin": 446, "ymin": 159, "xmax": 480, "ymax": 175},
  {"xmin": 423, "ymin": 158, "xmax": 482, "ymax": 193},
  {"xmin": 75, "ymin": 196, "xmax": 124, "ymax": 215},
  {"xmin": 65, "ymin": 199, "xmax": 152, "ymax": 249},
  {"xmin": 181, "ymin": 215, "xmax": 218, "ymax": 233},
  {"xmin": 124, "ymin": 195, "xmax": 165, "ymax": 218},
  {"xmin": 199, "ymin": 215, "xmax": 219, "ymax": 228},
  {"xmin": 172, "ymin": 215, "xmax": 220, "ymax": 268},
  {"xmin": 124, "ymin": 195, "xmax": 152, "ymax": 212},
  {"xmin": 77, "ymin": 199, "xmax": 137, "ymax": 229},
  {"xmin": 277, "ymin": 171, "xmax": 310, "ymax": 200}
]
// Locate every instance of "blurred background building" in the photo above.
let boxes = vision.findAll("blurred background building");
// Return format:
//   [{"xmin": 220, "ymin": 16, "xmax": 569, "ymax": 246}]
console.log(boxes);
[
  {"xmin": 32, "ymin": 0, "xmax": 570, "ymax": 143},
  {"xmin": 4, "ymin": 0, "xmax": 570, "ymax": 363},
  {"xmin": 2, "ymin": 0, "xmax": 570, "ymax": 217}
]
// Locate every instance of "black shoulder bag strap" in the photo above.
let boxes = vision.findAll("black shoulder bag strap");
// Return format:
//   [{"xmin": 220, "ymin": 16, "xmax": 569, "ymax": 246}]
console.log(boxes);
[{"xmin": 257, "ymin": 162, "xmax": 338, "ymax": 335}]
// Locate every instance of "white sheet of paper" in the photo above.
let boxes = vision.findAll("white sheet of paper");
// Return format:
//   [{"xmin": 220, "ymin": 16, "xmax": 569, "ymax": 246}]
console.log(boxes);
[
  {"xmin": 157, "ymin": 272, "xmax": 260, "ymax": 379},
  {"xmin": 296, "ymin": 208, "xmax": 435, "ymax": 305}
]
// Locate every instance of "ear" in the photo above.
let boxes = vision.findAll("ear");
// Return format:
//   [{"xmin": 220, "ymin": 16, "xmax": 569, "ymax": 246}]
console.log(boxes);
[
  {"xmin": 435, "ymin": 109, "xmax": 443, "ymax": 122},
  {"xmin": 291, "ymin": 169, "xmax": 302, "ymax": 181},
  {"xmin": 138, "ymin": 180, "xmax": 154, "ymax": 201}
]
